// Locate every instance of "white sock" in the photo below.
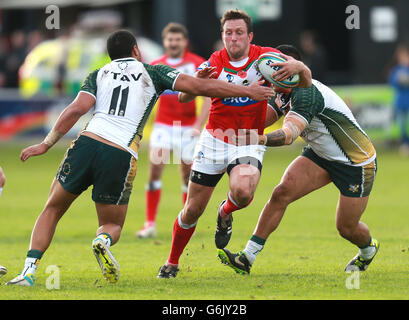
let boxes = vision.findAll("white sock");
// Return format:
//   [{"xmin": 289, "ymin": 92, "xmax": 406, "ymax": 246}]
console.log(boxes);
[
  {"xmin": 359, "ymin": 240, "xmax": 376, "ymax": 260},
  {"xmin": 243, "ymin": 239, "xmax": 264, "ymax": 265},
  {"xmin": 22, "ymin": 257, "xmax": 39, "ymax": 276}
]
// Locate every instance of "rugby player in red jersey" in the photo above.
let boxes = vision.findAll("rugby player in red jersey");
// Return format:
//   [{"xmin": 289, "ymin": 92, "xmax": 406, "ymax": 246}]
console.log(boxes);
[
  {"xmin": 137, "ymin": 23, "xmax": 211, "ymax": 238},
  {"xmin": 157, "ymin": 10, "xmax": 313, "ymax": 278}
]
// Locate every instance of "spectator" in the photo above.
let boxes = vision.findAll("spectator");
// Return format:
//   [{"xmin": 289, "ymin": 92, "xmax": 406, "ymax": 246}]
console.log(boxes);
[
  {"xmin": 4, "ymin": 30, "xmax": 27, "ymax": 88},
  {"xmin": 300, "ymin": 30, "xmax": 328, "ymax": 82},
  {"xmin": 388, "ymin": 43, "xmax": 409, "ymax": 155},
  {"xmin": 27, "ymin": 30, "xmax": 45, "ymax": 52},
  {"xmin": 0, "ymin": 35, "xmax": 8, "ymax": 87}
]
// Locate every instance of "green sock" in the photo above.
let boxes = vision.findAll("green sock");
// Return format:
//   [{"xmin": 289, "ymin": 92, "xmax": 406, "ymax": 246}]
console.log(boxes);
[{"xmin": 243, "ymin": 235, "xmax": 266, "ymax": 265}]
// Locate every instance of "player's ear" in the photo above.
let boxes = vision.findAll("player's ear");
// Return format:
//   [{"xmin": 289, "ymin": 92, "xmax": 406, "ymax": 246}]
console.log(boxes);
[
  {"xmin": 132, "ymin": 45, "xmax": 141, "ymax": 61},
  {"xmin": 248, "ymin": 32, "xmax": 254, "ymax": 43}
]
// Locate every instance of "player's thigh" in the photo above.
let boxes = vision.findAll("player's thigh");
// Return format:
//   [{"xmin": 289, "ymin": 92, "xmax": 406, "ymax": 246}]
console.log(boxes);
[
  {"xmin": 149, "ymin": 124, "xmax": 172, "ymax": 166},
  {"xmin": 177, "ymin": 126, "xmax": 199, "ymax": 166},
  {"xmin": 335, "ymin": 194, "xmax": 369, "ymax": 230},
  {"xmin": 148, "ymin": 152, "xmax": 167, "ymax": 182},
  {"xmin": 179, "ymin": 161, "xmax": 192, "ymax": 185},
  {"xmin": 45, "ymin": 178, "xmax": 79, "ymax": 214},
  {"xmin": 149, "ymin": 147, "xmax": 171, "ymax": 170},
  {"xmin": 276, "ymin": 155, "xmax": 331, "ymax": 202},
  {"xmin": 95, "ymin": 202, "xmax": 128, "ymax": 228}
]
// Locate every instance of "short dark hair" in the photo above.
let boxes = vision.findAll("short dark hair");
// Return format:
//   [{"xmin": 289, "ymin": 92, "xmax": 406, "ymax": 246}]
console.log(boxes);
[
  {"xmin": 276, "ymin": 44, "xmax": 303, "ymax": 61},
  {"xmin": 106, "ymin": 30, "xmax": 137, "ymax": 60},
  {"xmin": 221, "ymin": 9, "xmax": 253, "ymax": 34},
  {"xmin": 162, "ymin": 22, "xmax": 188, "ymax": 39}
]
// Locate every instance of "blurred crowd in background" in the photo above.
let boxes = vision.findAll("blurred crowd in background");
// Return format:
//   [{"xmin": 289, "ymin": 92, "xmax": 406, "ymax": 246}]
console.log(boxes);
[
  {"xmin": 0, "ymin": 30, "xmax": 45, "ymax": 88},
  {"xmin": 0, "ymin": 27, "xmax": 331, "ymax": 90},
  {"xmin": 0, "ymin": 0, "xmax": 408, "ymax": 153}
]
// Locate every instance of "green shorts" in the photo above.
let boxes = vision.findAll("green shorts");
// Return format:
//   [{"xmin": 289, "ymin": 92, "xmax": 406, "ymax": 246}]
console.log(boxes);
[
  {"xmin": 56, "ymin": 135, "xmax": 137, "ymax": 205},
  {"xmin": 301, "ymin": 146, "xmax": 377, "ymax": 198}
]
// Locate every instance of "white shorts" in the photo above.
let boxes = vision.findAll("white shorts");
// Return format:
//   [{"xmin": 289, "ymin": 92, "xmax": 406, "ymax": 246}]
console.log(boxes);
[
  {"xmin": 191, "ymin": 129, "xmax": 266, "ymax": 176},
  {"xmin": 149, "ymin": 123, "xmax": 199, "ymax": 164}
]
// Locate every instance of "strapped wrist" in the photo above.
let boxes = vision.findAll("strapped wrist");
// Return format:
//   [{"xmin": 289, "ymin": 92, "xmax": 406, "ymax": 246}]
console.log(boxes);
[{"xmin": 43, "ymin": 128, "xmax": 63, "ymax": 147}]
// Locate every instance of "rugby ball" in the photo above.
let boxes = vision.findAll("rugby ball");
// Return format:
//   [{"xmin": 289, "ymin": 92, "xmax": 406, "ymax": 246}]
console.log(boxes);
[{"xmin": 257, "ymin": 52, "xmax": 300, "ymax": 88}]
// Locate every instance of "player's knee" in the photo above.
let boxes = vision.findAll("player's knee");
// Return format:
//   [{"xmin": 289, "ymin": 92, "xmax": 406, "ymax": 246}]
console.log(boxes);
[
  {"xmin": 183, "ymin": 203, "xmax": 204, "ymax": 223},
  {"xmin": 271, "ymin": 183, "xmax": 293, "ymax": 205},
  {"xmin": 231, "ymin": 186, "xmax": 253, "ymax": 207},
  {"xmin": 336, "ymin": 223, "xmax": 355, "ymax": 239}
]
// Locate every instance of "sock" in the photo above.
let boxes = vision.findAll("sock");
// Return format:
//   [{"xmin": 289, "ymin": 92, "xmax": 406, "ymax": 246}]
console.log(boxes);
[
  {"xmin": 220, "ymin": 192, "xmax": 254, "ymax": 218},
  {"xmin": 167, "ymin": 211, "xmax": 197, "ymax": 266},
  {"xmin": 23, "ymin": 249, "xmax": 43, "ymax": 276},
  {"xmin": 95, "ymin": 232, "xmax": 112, "ymax": 248},
  {"xmin": 181, "ymin": 184, "xmax": 188, "ymax": 205},
  {"xmin": 359, "ymin": 238, "xmax": 376, "ymax": 260},
  {"xmin": 145, "ymin": 180, "xmax": 162, "ymax": 224},
  {"xmin": 243, "ymin": 235, "xmax": 266, "ymax": 265}
]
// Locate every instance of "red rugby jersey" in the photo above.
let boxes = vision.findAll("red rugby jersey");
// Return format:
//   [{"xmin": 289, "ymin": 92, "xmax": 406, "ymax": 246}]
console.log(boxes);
[
  {"xmin": 152, "ymin": 51, "xmax": 205, "ymax": 126},
  {"xmin": 201, "ymin": 44, "xmax": 280, "ymax": 143}
]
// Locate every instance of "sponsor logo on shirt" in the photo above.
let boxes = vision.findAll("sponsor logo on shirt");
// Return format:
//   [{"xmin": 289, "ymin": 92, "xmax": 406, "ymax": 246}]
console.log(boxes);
[{"xmin": 221, "ymin": 96, "xmax": 257, "ymax": 107}]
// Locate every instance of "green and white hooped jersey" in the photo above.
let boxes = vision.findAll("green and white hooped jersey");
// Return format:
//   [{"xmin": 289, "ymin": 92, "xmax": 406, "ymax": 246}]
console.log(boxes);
[
  {"xmin": 289, "ymin": 79, "xmax": 376, "ymax": 166},
  {"xmin": 80, "ymin": 58, "xmax": 181, "ymax": 159}
]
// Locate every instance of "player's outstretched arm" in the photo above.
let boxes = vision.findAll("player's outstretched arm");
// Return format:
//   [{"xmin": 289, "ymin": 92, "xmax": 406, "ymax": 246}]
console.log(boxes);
[
  {"xmin": 259, "ymin": 112, "xmax": 307, "ymax": 146},
  {"xmin": 20, "ymin": 92, "xmax": 96, "ymax": 162},
  {"xmin": 174, "ymin": 74, "xmax": 274, "ymax": 102},
  {"xmin": 178, "ymin": 66, "xmax": 218, "ymax": 103},
  {"xmin": 0, "ymin": 167, "xmax": 5, "ymax": 188},
  {"xmin": 271, "ymin": 54, "xmax": 312, "ymax": 88}
]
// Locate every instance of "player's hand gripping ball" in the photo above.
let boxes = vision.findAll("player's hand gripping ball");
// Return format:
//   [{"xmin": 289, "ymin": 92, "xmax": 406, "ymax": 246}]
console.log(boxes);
[{"xmin": 257, "ymin": 52, "xmax": 300, "ymax": 88}]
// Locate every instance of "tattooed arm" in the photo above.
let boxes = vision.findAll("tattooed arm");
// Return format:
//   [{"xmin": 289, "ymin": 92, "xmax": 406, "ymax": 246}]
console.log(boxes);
[{"xmin": 259, "ymin": 112, "xmax": 307, "ymax": 147}]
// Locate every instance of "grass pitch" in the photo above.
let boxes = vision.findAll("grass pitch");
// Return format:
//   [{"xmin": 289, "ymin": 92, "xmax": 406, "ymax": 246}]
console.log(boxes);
[{"xmin": 0, "ymin": 140, "xmax": 408, "ymax": 300}]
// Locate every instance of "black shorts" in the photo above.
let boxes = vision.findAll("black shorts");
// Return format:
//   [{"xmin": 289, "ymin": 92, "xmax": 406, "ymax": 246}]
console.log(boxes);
[
  {"xmin": 301, "ymin": 146, "xmax": 377, "ymax": 198},
  {"xmin": 56, "ymin": 135, "xmax": 137, "ymax": 205},
  {"xmin": 189, "ymin": 156, "xmax": 262, "ymax": 187}
]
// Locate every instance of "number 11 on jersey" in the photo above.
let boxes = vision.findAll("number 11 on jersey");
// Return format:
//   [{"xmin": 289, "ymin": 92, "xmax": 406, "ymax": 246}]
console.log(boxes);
[{"xmin": 109, "ymin": 85, "xmax": 129, "ymax": 117}]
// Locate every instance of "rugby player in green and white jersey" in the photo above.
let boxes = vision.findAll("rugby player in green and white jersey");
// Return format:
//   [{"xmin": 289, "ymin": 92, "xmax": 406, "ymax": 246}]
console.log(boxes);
[
  {"xmin": 218, "ymin": 45, "xmax": 379, "ymax": 275},
  {"xmin": 6, "ymin": 30, "xmax": 274, "ymax": 286}
]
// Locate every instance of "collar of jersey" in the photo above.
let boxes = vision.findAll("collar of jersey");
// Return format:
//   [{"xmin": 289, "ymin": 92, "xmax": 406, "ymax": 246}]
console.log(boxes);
[
  {"xmin": 220, "ymin": 44, "xmax": 257, "ymax": 71},
  {"xmin": 112, "ymin": 57, "xmax": 137, "ymax": 62}
]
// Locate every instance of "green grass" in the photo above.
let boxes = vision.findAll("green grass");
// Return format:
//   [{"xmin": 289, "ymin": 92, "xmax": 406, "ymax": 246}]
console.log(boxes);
[{"xmin": 0, "ymin": 140, "xmax": 408, "ymax": 300}]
